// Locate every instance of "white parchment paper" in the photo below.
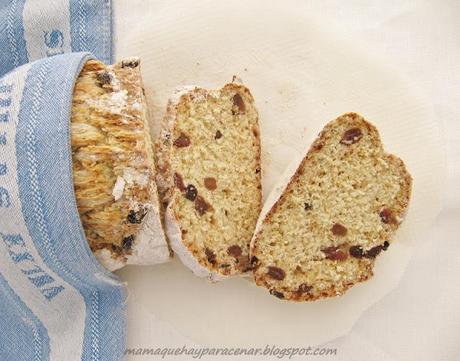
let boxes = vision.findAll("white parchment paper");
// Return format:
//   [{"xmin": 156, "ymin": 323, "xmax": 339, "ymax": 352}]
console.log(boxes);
[{"xmin": 114, "ymin": 0, "xmax": 445, "ymax": 347}]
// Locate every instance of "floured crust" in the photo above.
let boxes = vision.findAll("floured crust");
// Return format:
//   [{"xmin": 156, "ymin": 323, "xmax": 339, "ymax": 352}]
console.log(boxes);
[
  {"xmin": 250, "ymin": 113, "xmax": 412, "ymax": 301},
  {"xmin": 156, "ymin": 81, "xmax": 262, "ymax": 279},
  {"xmin": 71, "ymin": 58, "xmax": 171, "ymax": 271},
  {"xmin": 165, "ymin": 203, "xmax": 226, "ymax": 281}
]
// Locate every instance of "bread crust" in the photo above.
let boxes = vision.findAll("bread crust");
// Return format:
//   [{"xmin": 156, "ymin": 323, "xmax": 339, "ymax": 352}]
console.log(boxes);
[
  {"xmin": 71, "ymin": 59, "xmax": 170, "ymax": 271},
  {"xmin": 250, "ymin": 112, "xmax": 412, "ymax": 301},
  {"xmin": 165, "ymin": 201, "xmax": 226, "ymax": 281}
]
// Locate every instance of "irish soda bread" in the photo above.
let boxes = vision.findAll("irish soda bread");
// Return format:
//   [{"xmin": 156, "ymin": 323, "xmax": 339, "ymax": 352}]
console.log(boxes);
[
  {"xmin": 71, "ymin": 58, "xmax": 170, "ymax": 271},
  {"xmin": 156, "ymin": 82, "xmax": 262, "ymax": 280},
  {"xmin": 250, "ymin": 113, "xmax": 412, "ymax": 301}
]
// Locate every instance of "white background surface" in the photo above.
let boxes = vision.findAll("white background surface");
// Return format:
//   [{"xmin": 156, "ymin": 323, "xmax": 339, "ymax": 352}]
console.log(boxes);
[
  {"xmin": 301, "ymin": 2, "xmax": 460, "ymax": 360},
  {"xmin": 115, "ymin": 1, "xmax": 460, "ymax": 360}
]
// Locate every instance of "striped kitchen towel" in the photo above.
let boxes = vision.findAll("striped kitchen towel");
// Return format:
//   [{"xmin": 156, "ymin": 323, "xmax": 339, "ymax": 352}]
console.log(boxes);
[
  {"xmin": 0, "ymin": 0, "xmax": 112, "ymax": 77},
  {"xmin": 0, "ymin": 1, "xmax": 127, "ymax": 361}
]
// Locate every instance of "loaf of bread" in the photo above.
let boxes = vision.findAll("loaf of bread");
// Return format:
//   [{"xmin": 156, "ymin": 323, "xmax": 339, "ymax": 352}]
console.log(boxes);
[
  {"xmin": 156, "ymin": 82, "xmax": 262, "ymax": 280},
  {"xmin": 71, "ymin": 58, "xmax": 171, "ymax": 271},
  {"xmin": 250, "ymin": 113, "xmax": 412, "ymax": 301}
]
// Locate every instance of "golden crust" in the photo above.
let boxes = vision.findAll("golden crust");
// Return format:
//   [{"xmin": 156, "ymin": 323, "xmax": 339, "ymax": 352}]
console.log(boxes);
[{"xmin": 71, "ymin": 59, "xmax": 168, "ymax": 265}]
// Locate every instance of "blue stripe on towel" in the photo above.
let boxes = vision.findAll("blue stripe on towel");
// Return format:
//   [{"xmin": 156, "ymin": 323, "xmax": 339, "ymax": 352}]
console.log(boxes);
[
  {"xmin": 0, "ymin": 0, "xmax": 29, "ymax": 75},
  {"xmin": 70, "ymin": 0, "xmax": 113, "ymax": 64},
  {"xmin": 0, "ymin": 270, "xmax": 50, "ymax": 361}
]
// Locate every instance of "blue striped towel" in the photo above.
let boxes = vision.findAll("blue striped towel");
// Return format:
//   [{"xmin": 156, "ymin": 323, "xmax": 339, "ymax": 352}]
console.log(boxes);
[{"xmin": 0, "ymin": 1, "xmax": 127, "ymax": 360}]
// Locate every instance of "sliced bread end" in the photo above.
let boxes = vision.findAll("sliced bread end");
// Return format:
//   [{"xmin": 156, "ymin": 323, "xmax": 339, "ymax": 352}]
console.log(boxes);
[{"xmin": 250, "ymin": 112, "xmax": 412, "ymax": 301}]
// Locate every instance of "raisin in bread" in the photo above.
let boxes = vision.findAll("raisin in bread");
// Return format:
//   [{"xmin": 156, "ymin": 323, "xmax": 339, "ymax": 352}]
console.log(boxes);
[
  {"xmin": 250, "ymin": 113, "xmax": 412, "ymax": 301},
  {"xmin": 156, "ymin": 82, "xmax": 262, "ymax": 280},
  {"xmin": 71, "ymin": 58, "xmax": 171, "ymax": 271}
]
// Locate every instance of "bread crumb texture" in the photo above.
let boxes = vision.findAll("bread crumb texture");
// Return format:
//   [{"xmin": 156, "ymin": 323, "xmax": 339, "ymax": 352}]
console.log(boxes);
[
  {"xmin": 251, "ymin": 113, "xmax": 412, "ymax": 301},
  {"xmin": 71, "ymin": 59, "xmax": 163, "ymax": 264},
  {"xmin": 156, "ymin": 83, "xmax": 262, "ymax": 276}
]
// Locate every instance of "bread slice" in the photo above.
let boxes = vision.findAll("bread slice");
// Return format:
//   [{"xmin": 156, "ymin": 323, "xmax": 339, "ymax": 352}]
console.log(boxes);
[
  {"xmin": 71, "ymin": 58, "xmax": 171, "ymax": 271},
  {"xmin": 250, "ymin": 113, "xmax": 412, "ymax": 301},
  {"xmin": 156, "ymin": 82, "xmax": 262, "ymax": 280}
]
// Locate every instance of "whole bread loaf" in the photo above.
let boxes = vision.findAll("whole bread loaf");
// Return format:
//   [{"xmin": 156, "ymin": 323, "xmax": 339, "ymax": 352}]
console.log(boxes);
[{"xmin": 71, "ymin": 58, "xmax": 171, "ymax": 271}]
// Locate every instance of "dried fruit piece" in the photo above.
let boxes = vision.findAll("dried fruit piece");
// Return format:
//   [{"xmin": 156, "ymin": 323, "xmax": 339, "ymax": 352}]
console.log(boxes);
[
  {"xmin": 173, "ymin": 133, "xmax": 191, "ymax": 147},
  {"xmin": 349, "ymin": 245, "xmax": 364, "ymax": 258},
  {"xmin": 331, "ymin": 223, "xmax": 347, "ymax": 236},
  {"xmin": 127, "ymin": 209, "xmax": 146, "ymax": 224},
  {"xmin": 174, "ymin": 173, "xmax": 185, "ymax": 192},
  {"xmin": 227, "ymin": 245, "xmax": 243, "ymax": 257},
  {"xmin": 204, "ymin": 177, "xmax": 217, "ymax": 191},
  {"xmin": 111, "ymin": 244, "xmax": 123, "ymax": 253},
  {"xmin": 304, "ymin": 202, "xmax": 313, "ymax": 211},
  {"xmin": 195, "ymin": 196, "xmax": 209, "ymax": 215},
  {"xmin": 96, "ymin": 71, "xmax": 112, "ymax": 86},
  {"xmin": 232, "ymin": 93, "xmax": 246, "ymax": 113},
  {"xmin": 250, "ymin": 256, "xmax": 259, "ymax": 266},
  {"xmin": 340, "ymin": 128, "xmax": 363, "ymax": 145},
  {"xmin": 122, "ymin": 235, "xmax": 134, "ymax": 250},
  {"xmin": 121, "ymin": 58, "xmax": 139, "ymax": 68},
  {"xmin": 269, "ymin": 289, "xmax": 284, "ymax": 299},
  {"xmin": 322, "ymin": 246, "xmax": 348, "ymax": 261},
  {"xmin": 236, "ymin": 256, "xmax": 251, "ymax": 272},
  {"xmin": 365, "ymin": 242, "xmax": 390, "ymax": 258},
  {"xmin": 267, "ymin": 266, "xmax": 286, "ymax": 280},
  {"xmin": 379, "ymin": 208, "xmax": 395, "ymax": 224},
  {"xmin": 205, "ymin": 247, "xmax": 216, "ymax": 264},
  {"xmin": 297, "ymin": 283, "xmax": 312, "ymax": 294},
  {"xmin": 365, "ymin": 245, "xmax": 384, "ymax": 258},
  {"xmin": 313, "ymin": 143, "xmax": 324, "ymax": 151},
  {"xmin": 184, "ymin": 184, "xmax": 198, "ymax": 201},
  {"xmin": 215, "ymin": 130, "xmax": 223, "ymax": 139}
]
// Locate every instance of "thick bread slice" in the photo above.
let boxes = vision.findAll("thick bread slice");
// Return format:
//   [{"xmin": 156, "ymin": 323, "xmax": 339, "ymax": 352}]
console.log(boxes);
[
  {"xmin": 156, "ymin": 82, "xmax": 262, "ymax": 280},
  {"xmin": 71, "ymin": 58, "xmax": 171, "ymax": 271},
  {"xmin": 250, "ymin": 113, "xmax": 412, "ymax": 301}
]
